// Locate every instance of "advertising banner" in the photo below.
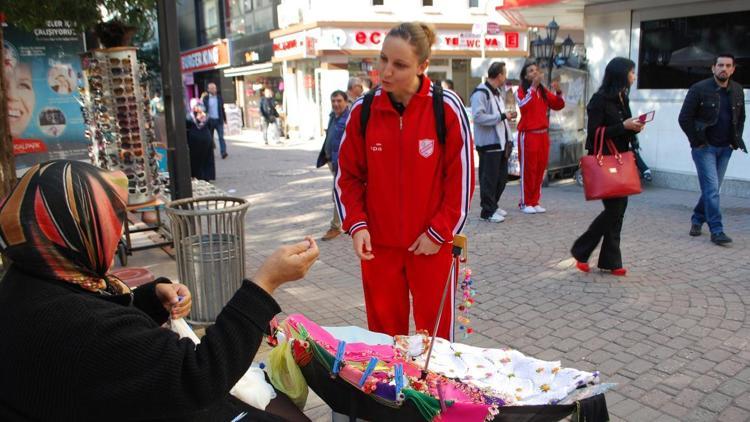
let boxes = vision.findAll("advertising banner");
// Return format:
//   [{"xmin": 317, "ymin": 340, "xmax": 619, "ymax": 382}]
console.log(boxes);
[{"xmin": 3, "ymin": 21, "xmax": 87, "ymax": 172}]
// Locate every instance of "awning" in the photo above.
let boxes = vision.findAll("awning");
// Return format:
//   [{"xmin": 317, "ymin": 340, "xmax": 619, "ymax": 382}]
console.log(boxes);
[{"xmin": 223, "ymin": 62, "xmax": 276, "ymax": 78}]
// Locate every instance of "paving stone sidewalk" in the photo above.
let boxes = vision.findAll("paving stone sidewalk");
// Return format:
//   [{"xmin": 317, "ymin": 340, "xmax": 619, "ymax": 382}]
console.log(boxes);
[{"xmin": 207, "ymin": 131, "xmax": 750, "ymax": 422}]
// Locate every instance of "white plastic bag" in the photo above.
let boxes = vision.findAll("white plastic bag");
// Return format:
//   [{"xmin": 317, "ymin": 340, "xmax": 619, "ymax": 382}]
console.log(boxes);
[{"xmin": 169, "ymin": 318, "xmax": 201, "ymax": 345}]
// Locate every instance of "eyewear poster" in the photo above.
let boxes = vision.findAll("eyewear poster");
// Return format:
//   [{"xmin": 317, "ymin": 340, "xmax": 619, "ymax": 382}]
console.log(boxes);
[{"xmin": 3, "ymin": 21, "xmax": 87, "ymax": 172}]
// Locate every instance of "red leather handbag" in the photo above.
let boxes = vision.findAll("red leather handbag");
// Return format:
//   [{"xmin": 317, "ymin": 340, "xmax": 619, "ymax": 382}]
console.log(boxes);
[{"xmin": 580, "ymin": 127, "xmax": 642, "ymax": 201}]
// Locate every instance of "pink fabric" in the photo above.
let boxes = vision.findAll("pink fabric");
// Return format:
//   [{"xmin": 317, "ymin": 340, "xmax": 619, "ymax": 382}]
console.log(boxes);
[
  {"xmin": 438, "ymin": 402, "xmax": 492, "ymax": 422},
  {"xmin": 287, "ymin": 314, "xmax": 395, "ymax": 362}
]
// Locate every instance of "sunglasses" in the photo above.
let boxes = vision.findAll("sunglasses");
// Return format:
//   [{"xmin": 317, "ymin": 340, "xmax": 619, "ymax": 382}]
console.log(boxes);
[
  {"xmin": 118, "ymin": 104, "xmax": 138, "ymax": 112},
  {"xmin": 109, "ymin": 58, "xmax": 132, "ymax": 66},
  {"xmin": 113, "ymin": 86, "xmax": 135, "ymax": 96},
  {"xmin": 111, "ymin": 67, "xmax": 132, "ymax": 76},
  {"xmin": 112, "ymin": 77, "xmax": 134, "ymax": 86},
  {"xmin": 129, "ymin": 186, "xmax": 149, "ymax": 194},
  {"xmin": 115, "ymin": 96, "xmax": 137, "ymax": 105}
]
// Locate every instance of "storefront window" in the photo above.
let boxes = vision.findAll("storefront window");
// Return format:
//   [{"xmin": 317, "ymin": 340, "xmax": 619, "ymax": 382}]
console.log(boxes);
[
  {"xmin": 202, "ymin": 0, "xmax": 221, "ymax": 41},
  {"xmin": 638, "ymin": 11, "xmax": 750, "ymax": 89},
  {"xmin": 226, "ymin": 0, "xmax": 246, "ymax": 37}
]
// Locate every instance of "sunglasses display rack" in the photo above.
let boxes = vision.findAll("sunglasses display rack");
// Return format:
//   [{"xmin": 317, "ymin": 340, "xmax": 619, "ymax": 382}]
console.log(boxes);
[{"xmin": 79, "ymin": 47, "xmax": 163, "ymax": 205}]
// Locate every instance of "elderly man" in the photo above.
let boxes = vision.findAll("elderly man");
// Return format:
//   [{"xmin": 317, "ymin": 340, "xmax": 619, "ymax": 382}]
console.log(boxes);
[
  {"xmin": 316, "ymin": 90, "xmax": 350, "ymax": 241},
  {"xmin": 346, "ymin": 77, "xmax": 364, "ymax": 105},
  {"xmin": 203, "ymin": 82, "xmax": 228, "ymax": 159}
]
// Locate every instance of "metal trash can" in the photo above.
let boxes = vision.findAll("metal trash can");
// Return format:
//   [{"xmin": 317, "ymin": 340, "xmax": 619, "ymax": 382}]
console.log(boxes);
[{"xmin": 166, "ymin": 196, "xmax": 250, "ymax": 323}]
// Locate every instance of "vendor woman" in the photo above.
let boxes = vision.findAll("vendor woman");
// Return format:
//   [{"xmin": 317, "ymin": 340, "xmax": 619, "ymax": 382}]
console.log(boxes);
[{"xmin": 0, "ymin": 160, "xmax": 317, "ymax": 421}]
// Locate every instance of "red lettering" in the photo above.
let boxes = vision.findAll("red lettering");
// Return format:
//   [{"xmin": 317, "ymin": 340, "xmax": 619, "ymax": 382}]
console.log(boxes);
[
  {"xmin": 505, "ymin": 32, "xmax": 519, "ymax": 49},
  {"xmin": 355, "ymin": 31, "xmax": 367, "ymax": 44},
  {"xmin": 444, "ymin": 37, "xmax": 459, "ymax": 46},
  {"xmin": 466, "ymin": 39, "xmax": 478, "ymax": 48},
  {"xmin": 485, "ymin": 38, "xmax": 498, "ymax": 47},
  {"xmin": 370, "ymin": 32, "xmax": 381, "ymax": 44}
]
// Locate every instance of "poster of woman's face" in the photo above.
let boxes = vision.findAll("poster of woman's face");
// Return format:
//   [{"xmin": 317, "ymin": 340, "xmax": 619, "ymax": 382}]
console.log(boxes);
[
  {"xmin": 48, "ymin": 64, "xmax": 76, "ymax": 94},
  {"xmin": 4, "ymin": 61, "xmax": 36, "ymax": 138}
]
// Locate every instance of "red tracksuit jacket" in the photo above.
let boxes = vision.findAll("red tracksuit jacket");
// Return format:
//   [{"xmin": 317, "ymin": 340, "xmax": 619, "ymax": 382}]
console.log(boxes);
[
  {"xmin": 334, "ymin": 78, "xmax": 474, "ymax": 248},
  {"xmin": 516, "ymin": 85, "xmax": 565, "ymax": 130}
]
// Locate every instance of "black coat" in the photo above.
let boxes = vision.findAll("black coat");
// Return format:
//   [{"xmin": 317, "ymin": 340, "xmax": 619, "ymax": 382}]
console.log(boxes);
[
  {"xmin": 0, "ymin": 268, "xmax": 281, "ymax": 421},
  {"xmin": 586, "ymin": 91, "xmax": 639, "ymax": 155},
  {"xmin": 678, "ymin": 78, "xmax": 746, "ymax": 152}
]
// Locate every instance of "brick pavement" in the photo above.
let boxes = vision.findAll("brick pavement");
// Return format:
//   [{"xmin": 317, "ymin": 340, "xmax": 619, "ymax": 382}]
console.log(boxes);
[{"xmin": 211, "ymin": 131, "xmax": 750, "ymax": 421}]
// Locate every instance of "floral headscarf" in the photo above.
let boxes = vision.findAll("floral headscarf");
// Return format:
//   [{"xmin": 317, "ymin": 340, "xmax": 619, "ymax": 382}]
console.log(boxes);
[{"xmin": 0, "ymin": 160, "xmax": 130, "ymax": 294}]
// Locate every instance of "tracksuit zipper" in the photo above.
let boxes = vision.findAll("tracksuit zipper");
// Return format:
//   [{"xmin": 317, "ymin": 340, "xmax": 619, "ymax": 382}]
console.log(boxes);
[{"xmin": 399, "ymin": 115, "xmax": 404, "ymax": 246}]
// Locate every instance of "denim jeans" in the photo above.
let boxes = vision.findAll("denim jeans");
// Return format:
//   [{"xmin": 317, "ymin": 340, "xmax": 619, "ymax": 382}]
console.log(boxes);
[
  {"xmin": 208, "ymin": 118, "xmax": 226, "ymax": 155},
  {"xmin": 691, "ymin": 145, "xmax": 732, "ymax": 234}
]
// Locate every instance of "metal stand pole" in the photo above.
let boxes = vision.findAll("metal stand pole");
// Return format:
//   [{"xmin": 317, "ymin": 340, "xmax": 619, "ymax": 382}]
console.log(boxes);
[
  {"xmin": 421, "ymin": 235, "xmax": 467, "ymax": 379},
  {"xmin": 157, "ymin": 0, "xmax": 192, "ymax": 200}
]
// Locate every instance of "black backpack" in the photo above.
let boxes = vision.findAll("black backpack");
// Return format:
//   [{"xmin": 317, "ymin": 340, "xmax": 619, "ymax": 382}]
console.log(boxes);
[{"xmin": 360, "ymin": 84, "xmax": 446, "ymax": 145}]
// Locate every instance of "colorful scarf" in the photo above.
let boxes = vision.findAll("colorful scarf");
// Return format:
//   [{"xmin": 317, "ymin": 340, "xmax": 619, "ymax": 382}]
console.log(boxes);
[{"xmin": 0, "ymin": 160, "xmax": 130, "ymax": 294}]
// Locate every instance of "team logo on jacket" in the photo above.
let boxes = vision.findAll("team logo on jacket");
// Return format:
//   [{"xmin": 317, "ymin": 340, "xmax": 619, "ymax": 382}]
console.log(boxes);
[{"xmin": 419, "ymin": 139, "xmax": 435, "ymax": 158}]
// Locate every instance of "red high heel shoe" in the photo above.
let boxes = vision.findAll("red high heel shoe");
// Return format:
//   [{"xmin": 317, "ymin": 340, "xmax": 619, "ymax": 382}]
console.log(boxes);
[
  {"xmin": 575, "ymin": 261, "xmax": 590, "ymax": 273},
  {"xmin": 610, "ymin": 268, "xmax": 627, "ymax": 276}
]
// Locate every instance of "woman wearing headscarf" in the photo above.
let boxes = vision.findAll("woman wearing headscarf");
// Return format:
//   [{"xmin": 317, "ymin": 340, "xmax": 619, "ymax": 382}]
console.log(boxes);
[
  {"xmin": 186, "ymin": 97, "xmax": 216, "ymax": 181},
  {"xmin": 0, "ymin": 161, "xmax": 318, "ymax": 421}
]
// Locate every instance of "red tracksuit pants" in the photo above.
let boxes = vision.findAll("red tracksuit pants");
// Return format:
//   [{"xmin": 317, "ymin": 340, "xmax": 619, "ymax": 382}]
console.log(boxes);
[
  {"xmin": 518, "ymin": 130, "xmax": 550, "ymax": 207},
  {"xmin": 361, "ymin": 243, "xmax": 455, "ymax": 340}
]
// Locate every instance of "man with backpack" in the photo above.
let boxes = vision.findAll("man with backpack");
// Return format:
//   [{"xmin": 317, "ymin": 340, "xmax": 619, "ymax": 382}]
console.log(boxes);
[{"xmin": 470, "ymin": 62, "xmax": 517, "ymax": 223}]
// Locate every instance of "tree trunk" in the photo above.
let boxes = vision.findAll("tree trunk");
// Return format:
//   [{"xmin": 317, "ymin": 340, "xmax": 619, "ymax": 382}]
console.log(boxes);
[{"xmin": 0, "ymin": 27, "xmax": 17, "ymax": 199}]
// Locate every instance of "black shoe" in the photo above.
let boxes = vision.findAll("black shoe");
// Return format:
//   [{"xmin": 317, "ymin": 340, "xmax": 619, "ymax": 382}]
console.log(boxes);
[
  {"xmin": 711, "ymin": 232, "xmax": 732, "ymax": 245},
  {"xmin": 689, "ymin": 224, "xmax": 702, "ymax": 237},
  {"xmin": 221, "ymin": 152, "xmax": 228, "ymax": 159}
]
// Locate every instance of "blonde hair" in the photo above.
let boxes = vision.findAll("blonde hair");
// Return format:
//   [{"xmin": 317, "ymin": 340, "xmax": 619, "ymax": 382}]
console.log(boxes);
[{"xmin": 386, "ymin": 22, "xmax": 436, "ymax": 63}]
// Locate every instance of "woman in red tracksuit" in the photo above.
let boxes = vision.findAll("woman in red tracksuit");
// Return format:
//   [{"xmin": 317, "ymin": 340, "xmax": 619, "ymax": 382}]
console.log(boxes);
[
  {"xmin": 516, "ymin": 62, "xmax": 565, "ymax": 214},
  {"xmin": 334, "ymin": 22, "xmax": 474, "ymax": 341}
]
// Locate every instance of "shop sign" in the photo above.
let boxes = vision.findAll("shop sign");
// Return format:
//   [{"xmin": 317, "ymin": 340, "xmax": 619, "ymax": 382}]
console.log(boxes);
[
  {"xmin": 180, "ymin": 39, "xmax": 229, "ymax": 73},
  {"xmin": 244, "ymin": 51, "xmax": 260, "ymax": 63},
  {"xmin": 486, "ymin": 22, "xmax": 502, "ymax": 35},
  {"xmin": 273, "ymin": 32, "xmax": 309, "ymax": 59},
  {"xmin": 439, "ymin": 30, "xmax": 525, "ymax": 51}
]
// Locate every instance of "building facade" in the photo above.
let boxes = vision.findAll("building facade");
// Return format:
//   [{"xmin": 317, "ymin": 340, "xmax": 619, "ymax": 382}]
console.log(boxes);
[
  {"xmin": 584, "ymin": 0, "xmax": 750, "ymax": 194},
  {"xmin": 271, "ymin": 0, "xmax": 530, "ymax": 139}
]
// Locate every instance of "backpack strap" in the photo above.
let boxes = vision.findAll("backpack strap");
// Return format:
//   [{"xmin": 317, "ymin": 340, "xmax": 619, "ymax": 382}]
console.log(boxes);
[
  {"xmin": 433, "ymin": 84, "xmax": 446, "ymax": 145},
  {"xmin": 470, "ymin": 87, "xmax": 491, "ymax": 103},
  {"xmin": 360, "ymin": 91, "xmax": 376, "ymax": 140}
]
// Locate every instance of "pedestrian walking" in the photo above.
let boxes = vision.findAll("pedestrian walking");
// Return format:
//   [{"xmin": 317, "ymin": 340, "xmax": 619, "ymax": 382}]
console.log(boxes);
[
  {"xmin": 470, "ymin": 62, "xmax": 517, "ymax": 223},
  {"xmin": 571, "ymin": 57, "xmax": 646, "ymax": 276},
  {"xmin": 316, "ymin": 90, "xmax": 350, "ymax": 241},
  {"xmin": 260, "ymin": 88, "xmax": 280, "ymax": 145},
  {"xmin": 203, "ymin": 82, "xmax": 229, "ymax": 159},
  {"xmin": 516, "ymin": 62, "xmax": 565, "ymax": 214},
  {"xmin": 186, "ymin": 98, "xmax": 216, "ymax": 181},
  {"xmin": 441, "ymin": 79, "xmax": 464, "ymax": 104},
  {"xmin": 347, "ymin": 77, "xmax": 364, "ymax": 105},
  {"xmin": 335, "ymin": 22, "xmax": 474, "ymax": 340},
  {"xmin": 678, "ymin": 53, "xmax": 747, "ymax": 245}
]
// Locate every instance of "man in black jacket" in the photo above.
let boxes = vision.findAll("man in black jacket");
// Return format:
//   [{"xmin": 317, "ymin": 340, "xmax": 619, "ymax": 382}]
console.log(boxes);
[
  {"xmin": 203, "ymin": 82, "xmax": 228, "ymax": 159},
  {"xmin": 678, "ymin": 53, "xmax": 747, "ymax": 245}
]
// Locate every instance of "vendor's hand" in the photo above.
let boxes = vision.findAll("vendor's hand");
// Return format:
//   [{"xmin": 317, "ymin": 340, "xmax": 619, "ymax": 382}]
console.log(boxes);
[
  {"xmin": 155, "ymin": 282, "xmax": 192, "ymax": 319},
  {"xmin": 623, "ymin": 117, "xmax": 645, "ymax": 132},
  {"xmin": 352, "ymin": 229, "xmax": 374, "ymax": 261},
  {"xmin": 408, "ymin": 233, "xmax": 441, "ymax": 256},
  {"xmin": 253, "ymin": 237, "xmax": 319, "ymax": 295},
  {"xmin": 551, "ymin": 80, "xmax": 561, "ymax": 93}
]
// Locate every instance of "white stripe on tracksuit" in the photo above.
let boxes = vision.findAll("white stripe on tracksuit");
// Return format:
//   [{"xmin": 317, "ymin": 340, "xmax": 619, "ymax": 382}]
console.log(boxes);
[
  {"xmin": 440, "ymin": 88, "xmax": 473, "ymax": 236},
  {"xmin": 519, "ymin": 131, "xmax": 526, "ymax": 207},
  {"xmin": 332, "ymin": 97, "xmax": 364, "ymax": 230}
]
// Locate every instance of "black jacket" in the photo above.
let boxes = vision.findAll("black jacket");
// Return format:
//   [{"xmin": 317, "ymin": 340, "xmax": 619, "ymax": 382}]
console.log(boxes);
[
  {"xmin": 260, "ymin": 97, "xmax": 279, "ymax": 123},
  {"xmin": 678, "ymin": 78, "xmax": 747, "ymax": 152},
  {"xmin": 0, "ymin": 268, "xmax": 280, "ymax": 421},
  {"xmin": 202, "ymin": 94, "xmax": 226, "ymax": 123},
  {"xmin": 586, "ymin": 91, "xmax": 638, "ymax": 154}
]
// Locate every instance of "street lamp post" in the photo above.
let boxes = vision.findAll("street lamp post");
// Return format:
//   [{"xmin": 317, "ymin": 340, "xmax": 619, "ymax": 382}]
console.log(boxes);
[{"xmin": 530, "ymin": 18, "xmax": 573, "ymax": 87}]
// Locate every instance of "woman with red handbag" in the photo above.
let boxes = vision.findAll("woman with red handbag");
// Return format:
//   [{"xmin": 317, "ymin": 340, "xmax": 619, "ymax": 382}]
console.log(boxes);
[{"xmin": 571, "ymin": 57, "xmax": 646, "ymax": 276}]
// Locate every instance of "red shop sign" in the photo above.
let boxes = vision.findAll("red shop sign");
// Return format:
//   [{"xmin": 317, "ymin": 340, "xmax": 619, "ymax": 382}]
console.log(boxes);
[
  {"xmin": 505, "ymin": 32, "xmax": 520, "ymax": 49},
  {"xmin": 180, "ymin": 39, "xmax": 230, "ymax": 73},
  {"xmin": 354, "ymin": 31, "xmax": 383, "ymax": 45}
]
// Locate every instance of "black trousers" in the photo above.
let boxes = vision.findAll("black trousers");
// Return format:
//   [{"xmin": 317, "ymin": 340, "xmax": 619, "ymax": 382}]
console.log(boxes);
[
  {"xmin": 478, "ymin": 149, "xmax": 508, "ymax": 219},
  {"xmin": 571, "ymin": 196, "xmax": 628, "ymax": 270}
]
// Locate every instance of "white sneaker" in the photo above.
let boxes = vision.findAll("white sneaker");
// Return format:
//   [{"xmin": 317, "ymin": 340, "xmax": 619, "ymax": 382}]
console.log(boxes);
[
  {"xmin": 521, "ymin": 206, "xmax": 537, "ymax": 214},
  {"xmin": 482, "ymin": 212, "xmax": 505, "ymax": 223},
  {"xmin": 497, "ymin": 208, "xmax": 508, "ymax": 217},
  {"xmin": 534, "ymin": 205, "xmax": 546, "ymax": 213}
]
